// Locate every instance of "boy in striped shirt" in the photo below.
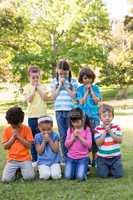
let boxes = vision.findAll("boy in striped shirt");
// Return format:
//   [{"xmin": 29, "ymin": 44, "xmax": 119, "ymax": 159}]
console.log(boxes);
[{"xmin": 94, "ymin": 104, "xmax": 123, "ymax": 178}]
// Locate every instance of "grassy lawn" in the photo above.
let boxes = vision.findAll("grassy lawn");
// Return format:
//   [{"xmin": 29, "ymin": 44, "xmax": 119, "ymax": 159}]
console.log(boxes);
[
  {"xmin": 0, "ymin": 86, "xmax": 133, "ymax": 199},
  {"xmin": 0, "ymin": 126, "xmax": 133, "ymax": 200}
]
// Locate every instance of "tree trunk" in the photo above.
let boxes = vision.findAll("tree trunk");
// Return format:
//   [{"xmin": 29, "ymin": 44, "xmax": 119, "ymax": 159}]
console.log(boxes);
[
  {"xmin": 115, "ymin": 85, "xmax": 129, "ymax": 99},
  {"xmin": 51, "ymin": 33, "xmax": 57, "ymax": 78}
]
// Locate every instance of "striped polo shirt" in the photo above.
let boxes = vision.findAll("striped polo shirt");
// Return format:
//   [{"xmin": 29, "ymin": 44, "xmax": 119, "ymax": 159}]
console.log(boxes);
[
  {"xmin": 95, "ymin": 123, "xmax": 123, "ymax": 158},
  {"xmin": 51, "ymin": 78, "xmax": 78, "ymax": 111}
]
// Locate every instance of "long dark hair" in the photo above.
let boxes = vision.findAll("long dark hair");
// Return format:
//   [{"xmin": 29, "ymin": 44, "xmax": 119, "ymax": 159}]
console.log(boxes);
[
  {"xmin": 56, "ymin": 60, "xmax": 72, "ymax": 83},
  {"xmin": 69, "ymin": 108, "xmax": 92, "ymax": 130}
]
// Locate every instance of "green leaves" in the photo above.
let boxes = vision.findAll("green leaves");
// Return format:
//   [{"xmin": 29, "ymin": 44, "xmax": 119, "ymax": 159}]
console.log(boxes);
[{"xmin": 0, "ymin": 0, "xmax": 110, "ymax": 83}]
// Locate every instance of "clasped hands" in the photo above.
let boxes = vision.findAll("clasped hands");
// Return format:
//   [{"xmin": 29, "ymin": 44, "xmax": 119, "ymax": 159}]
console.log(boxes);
[
  {"xmin": 71, "ymin": 129, "xmax": 81, "ymax": 141},
  {"xmin": 42, "ymin": 131, "xmax": 51, "ymax": 143}
]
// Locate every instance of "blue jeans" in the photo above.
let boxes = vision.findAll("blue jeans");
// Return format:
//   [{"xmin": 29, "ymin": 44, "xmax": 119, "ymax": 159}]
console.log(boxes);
[
  {"xmin": 28, "ymin": 118, "xmax": 40, "ymax": 162},
  {"xmin": 90, "ymin": 117, "xmax": 100, "ymax": 154},
  {"xmin": 64, "ymin": 157, "xmax": 89, "ymax": 181},
  {"xmin": 56, "ymin": 111, "xmax": 70, "ymax": 162},
  {"xmin": 96, "ymin": 156, "xmax": 123, "ymax": 178}
]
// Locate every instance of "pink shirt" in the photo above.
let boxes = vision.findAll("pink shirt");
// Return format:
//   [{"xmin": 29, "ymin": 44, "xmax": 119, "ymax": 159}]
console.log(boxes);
[{"xmin": 65, "ymin": 127, "xmax": 92, "ymax": 159}]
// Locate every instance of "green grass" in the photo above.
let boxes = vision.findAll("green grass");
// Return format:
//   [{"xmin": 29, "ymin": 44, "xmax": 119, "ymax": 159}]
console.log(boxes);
[
  {"xmin": 0, "ymin": 86, "xmax": 133, "ymax": 199},
  {"xmin": 0, "ymin": 127, "xmax": 133, "ymax": 200},
  {"xmin": 101, "ymin": 85, "xmax": 133, "ymax": 101}
]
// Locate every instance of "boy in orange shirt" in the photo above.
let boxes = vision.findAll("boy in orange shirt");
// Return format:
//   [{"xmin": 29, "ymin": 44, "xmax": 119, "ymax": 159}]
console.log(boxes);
[{"xmin": 1, "ymin": 107, "xmax": 35, "ymax": 183}]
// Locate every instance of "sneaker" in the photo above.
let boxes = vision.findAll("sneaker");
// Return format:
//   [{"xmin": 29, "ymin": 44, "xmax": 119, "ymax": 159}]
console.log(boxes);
[
  {"xmin": 60, "ymin": 162, "xmax": 65, "ymax": 167},
  {"xmin": 92, "ymin": 159, "xmax": 97, "ymax": 168},
  {"xmin": 32, "ymin": 161, "xmax": 38, "ymax": 172},
  {"xmin": 32, "ymin": 161, "xmax": 37, "ymax": 168}
]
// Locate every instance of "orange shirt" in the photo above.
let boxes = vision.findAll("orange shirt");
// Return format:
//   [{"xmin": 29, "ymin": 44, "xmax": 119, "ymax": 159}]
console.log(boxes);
[{"xmin": 2, "ymin": 124, "xmax": 33, "ymax": 161}]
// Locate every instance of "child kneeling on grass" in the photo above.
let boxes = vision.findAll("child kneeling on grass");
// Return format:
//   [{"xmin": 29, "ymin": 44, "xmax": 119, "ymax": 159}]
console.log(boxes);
[
  {"xmin": 64, "ymin": 108, "xmax": 92, "ymax": 181},
  {"xmin": 2, "ymin": 107, "xmax": 35, "ymax": 183},
  {"xmin": 35, "ymin": 116, "xmax": 61, "ymax": 180},
  {"xmin": 95, "ymin": 104, "xmax": 123, "ymax": 178}
]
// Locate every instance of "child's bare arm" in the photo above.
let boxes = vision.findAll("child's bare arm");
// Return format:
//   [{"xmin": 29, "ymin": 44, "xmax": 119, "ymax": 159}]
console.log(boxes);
[
  {"xmin": 48, "ymin": 139, "xmax": 59, "ymax": 153},
  {"xmin": 79, "ymin": 89, "xmax": 89, "ymax": 105},
  {"xmin": 35, "ymin": 141, "xmax": 46, "ymax": 155},
  {"xmin": 64, "ymin": 86, "xmax": 76, "ymax": 98},
  {"xmin": 16, "ymin": 134, "xmax": 32, "ymax": 148},
  {"xmin": 24, "ymin": 87, "xmax": 36, "ymax": 102},
  {"xmin": 52, "ymin": 84, "xmax": 62, "ymax": 99},
  {"xmin": 37, "ymin": 85, "xmax": 50, "ymax": 101},
  {"xmin": 3, "ymin": 134, "xmax": 16, "ymax": 149},
  {"xmin": 110, "ymin": 131, "xmax": 123, "ymax": 143},
  {"xmin": 90, "ymin": 87, "xmax": 101, "ymax": 104},
  {"xmin": 95, "ymin": 133, "xmax": 106, "ymax": 146}
]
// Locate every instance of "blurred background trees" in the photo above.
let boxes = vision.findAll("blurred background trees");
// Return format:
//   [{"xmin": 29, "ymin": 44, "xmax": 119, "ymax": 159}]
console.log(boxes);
[
  {"xmin": 0, "ymin": 0, "xmax": 132, "ymax": 99},
  {"xmin": 0, "ymin": 0, "xmax": 110, "ymax": 84}
]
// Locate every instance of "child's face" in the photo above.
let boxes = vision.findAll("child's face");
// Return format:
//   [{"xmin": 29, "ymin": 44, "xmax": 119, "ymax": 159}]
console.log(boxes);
[
  {"xmin": 11, "ymin": 123, "xmax": 21, "ymax": 130},
  {"xmin": 29, "ymin": 72, "xmax": 40, "ymax": 85},
  {"xmin": 71, "ymin": 119, "xmax": 83, "ymax": 129},
  {"xmin": 58, "ymin": 69, "xmax": 69, "ymax": 78},
  {"xmin": 38, "ymin": 122, "xmax": 53, "ymax": 134},
  {"xmin": 82, "ymin": 75, "xmax": 92, "ymax": 85},
  {"xmin": 100, "ymin": 111, "xmax": 114, "ymax": 126}
]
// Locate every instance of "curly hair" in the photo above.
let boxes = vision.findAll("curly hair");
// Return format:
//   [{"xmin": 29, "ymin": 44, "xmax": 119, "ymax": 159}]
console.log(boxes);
[
  {"xmin": 6, "ymin": 106, "xmax": 24, "ymax": 125},
  {"xmin": 78, "ymin": 67, "xmax": 96, "ymax": 83}
]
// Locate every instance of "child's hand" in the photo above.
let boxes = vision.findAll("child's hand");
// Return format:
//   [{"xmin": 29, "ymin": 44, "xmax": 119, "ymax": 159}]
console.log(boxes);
[
  {"xmin": 74, "ymin": 129, "xmax": 80, "ymax": 137},
  {"xmin": 34, "ymin": 82, "xmax": 39, "ymax": 90},
  {"xmin": 12, "ymin": 129, "xmax": 19, "ymax": 139},
  {"xmin": 43, "ymin": 133, "xmax": 50, "ymax": 143},
  {"xmin": 104, "ymin": 125, "xmax": 111, "ymax": 133},
  {"xmin": 87, "ymin": 84, "xmax": 92, "ymax": 92},
  {"xmin": 59, "ymin": 78, "xmax": 65, "ymax": 86}
]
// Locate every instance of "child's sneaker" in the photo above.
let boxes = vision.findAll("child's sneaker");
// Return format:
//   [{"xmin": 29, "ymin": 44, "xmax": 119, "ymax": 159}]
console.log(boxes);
[
  {"xmin": 92, "ymin": 159, "xmax": 97, "ymax": 168},
  {"xmin": 32, "ymin": 161, "xmax": 38, "ymax": 171}
]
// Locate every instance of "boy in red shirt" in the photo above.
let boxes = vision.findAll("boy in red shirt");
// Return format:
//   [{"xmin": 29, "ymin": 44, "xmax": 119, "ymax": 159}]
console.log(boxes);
[{"xmin": 2, "ymin": 107, "xmax": 35, "ymax": 182}]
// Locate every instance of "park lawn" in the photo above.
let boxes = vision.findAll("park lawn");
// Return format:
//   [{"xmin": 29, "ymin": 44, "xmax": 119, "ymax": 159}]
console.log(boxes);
[{"xmin": 0, "ymin": 126, "xmax": 133, "ymax": 200}]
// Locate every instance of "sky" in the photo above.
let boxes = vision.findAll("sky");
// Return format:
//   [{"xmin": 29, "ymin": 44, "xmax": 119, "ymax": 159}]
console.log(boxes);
[{"xmin": 103, "ymin": 0, "xmax": 132, "ymax": 20}]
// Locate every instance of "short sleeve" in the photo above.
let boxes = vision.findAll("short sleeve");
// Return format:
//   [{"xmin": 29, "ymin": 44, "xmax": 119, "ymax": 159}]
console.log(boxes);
[
  {"xmin": 71, "ymin": 79, "xmax": 79, "ymax": 90},
  {"xmin": 52, "ymin": 132, "xmax": 60, "ymax": 142},
  {"xmin": 23, "ymin": 84, "xmax": 32, "ymax": 99},
  {"xmin": 94, "ymin": 127, "xmax": 102, "ymax": 141},
  {"xmin": 51, "ymin": 78, "xmax": 57, "ymax": 90},
  {"xmin": 113, "ymin": 125, "xmax": 123, "ymax": 137},
  {"xmin": 34, "ymin": 134, "xmax": 42, "ymax": 145},
  {"xmin": 93, "ymin": 85, "xmax": 102, "ymax": 100},
  {"xmin": 76, "ymin": 86, "xmax": 84, "ymax": 101},
  {"xmin": 2, "ymin": 128, "xmax": 10, "ymax": 144},
  {"xmin": 25, "ymin": 126, "xmax": 33, "ymax": 142}
]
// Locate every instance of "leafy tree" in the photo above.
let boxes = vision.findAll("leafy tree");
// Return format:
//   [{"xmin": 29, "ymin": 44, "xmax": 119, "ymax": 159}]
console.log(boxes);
[
  {"xmin": 0, "ymin": 0, "xmax": 110, "ymax": 84},
  {"xmin": 100, "ymin": 12, "xmax": 133, "ymax": 99}
]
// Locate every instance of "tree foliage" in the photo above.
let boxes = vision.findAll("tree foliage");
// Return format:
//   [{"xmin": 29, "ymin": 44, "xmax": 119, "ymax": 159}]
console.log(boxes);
[
  {"xmin": 100, "ymin": 9, "xmax": 133, "ymax": 98},
  {"xmin": 0, "ymin": 0, "xmax": 110, "ymax": 84}
]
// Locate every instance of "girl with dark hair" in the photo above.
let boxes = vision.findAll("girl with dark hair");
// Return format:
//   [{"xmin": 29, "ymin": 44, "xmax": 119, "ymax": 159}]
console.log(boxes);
[
  {"xmin": 51, "ymin": 60, "xmax": 78, "ymax": 163},
  {"xmin": 76, "ymin": 67, "xmax": 102, "ymax": 167},
  {"xmin": 64, "ymin": 108, "xmax": 92, "ymax": 181}
]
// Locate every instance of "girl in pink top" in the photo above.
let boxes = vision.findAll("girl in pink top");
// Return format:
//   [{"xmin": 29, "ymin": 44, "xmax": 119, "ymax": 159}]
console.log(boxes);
[{"xmin": 64, "ymin": 108, "xmax": 92, "ymax": 181}]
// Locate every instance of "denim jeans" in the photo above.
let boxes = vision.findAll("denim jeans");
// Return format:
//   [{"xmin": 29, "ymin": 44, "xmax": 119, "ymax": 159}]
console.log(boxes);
[
  {"xmin": 28, "ymin": 118, "xmax": 40, "ymax": 162},
  {"xmin": 90, "ymin": 117, "xmax": 100, "ymax": 154},
  {"xmin": 56, "ymin": 111, "xmax": 70, "ymax": 162},
  {"xmin": 96, "ymin": 156, "xmax": 123, "ymax": 178},
  {"xmin": 64, "ymin": 157, "xmax": 89, "ymax": 181}
]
